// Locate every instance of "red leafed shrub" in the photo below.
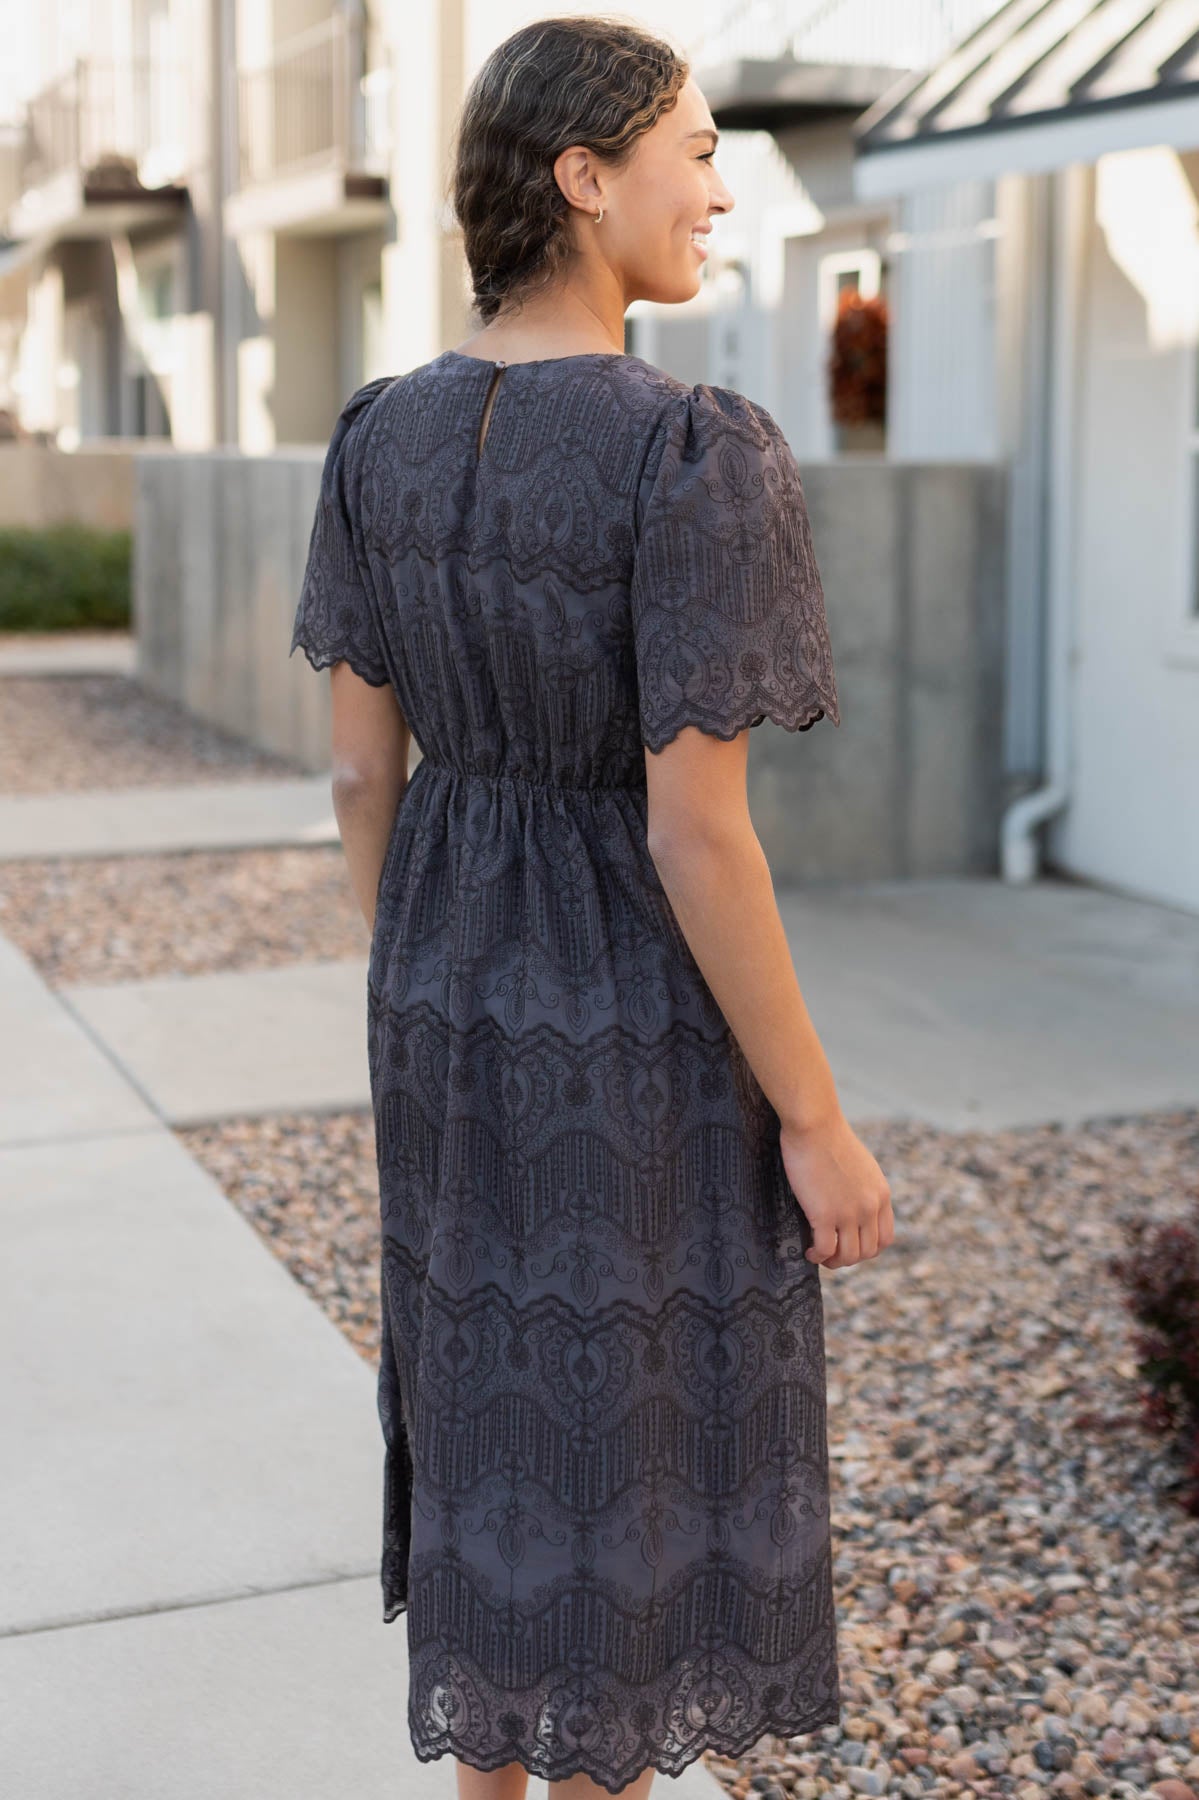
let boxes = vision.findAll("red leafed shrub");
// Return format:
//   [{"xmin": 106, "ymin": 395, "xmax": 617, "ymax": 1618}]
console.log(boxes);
[
  {"xmin": 829, "ymin": 289, "xmax": 888, "ymax": 428},
  {"xmin": 1108, "ymin": 1199, "xmax": 1199, "ymax": 1514}
]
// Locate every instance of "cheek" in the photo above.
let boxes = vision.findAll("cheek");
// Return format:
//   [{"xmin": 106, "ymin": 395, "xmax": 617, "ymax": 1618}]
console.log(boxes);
[
  {"xmin": 641, "ymin": 170, "xmax": 693, "ymax": 223},
  {"xmin": 618, "ymin": 178, "xmax": 697, "ymax": 259},
  {"xmin": 662, "ymin": 189, "xmax": 696, "ymax": 233}
]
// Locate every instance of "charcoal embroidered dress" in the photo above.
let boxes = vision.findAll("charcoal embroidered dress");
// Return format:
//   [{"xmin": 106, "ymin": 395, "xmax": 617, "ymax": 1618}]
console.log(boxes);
[{"xmin": 289, "ymin": 348, "xmax": 843, "ymax": 1793}]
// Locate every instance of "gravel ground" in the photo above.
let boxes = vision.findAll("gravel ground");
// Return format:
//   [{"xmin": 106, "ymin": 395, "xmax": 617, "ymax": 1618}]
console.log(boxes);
[
  {"xmin": 180, "ymin": 1109, "xmax": 382, "ymax": 1356},
  {"xmin": 179, "ymin": 1103, "xmax": 1199, "ymax": 1800},
  {"xmin": 0, "ymin": 845, "xmax": 367, "ymax": 986},
  {"xmin": 0, "ymin": 673, "xmax": 303, "ymax": 793},
  {"xmin": 0, "ymin": 669, "xmax": 363, "ymax": 987},
  {"xmin": 11, "ymin": 658, "xmax": 1199, "ymax": 1795}
]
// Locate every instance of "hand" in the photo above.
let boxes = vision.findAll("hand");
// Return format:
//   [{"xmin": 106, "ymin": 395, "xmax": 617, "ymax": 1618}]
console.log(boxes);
[{"xmin": 780, "ymin": 1111, "xmax": 894, "ymax": 1270}]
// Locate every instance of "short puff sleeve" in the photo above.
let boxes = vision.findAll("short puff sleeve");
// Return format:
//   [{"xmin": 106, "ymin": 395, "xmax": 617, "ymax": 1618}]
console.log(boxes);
[
  {"xmin": 289, "ymin": 376, "xmax": 393, "ymax": 687},
  {"xmin": 630, "ymin": 385, "xmax": 840, "ymax": 753}
]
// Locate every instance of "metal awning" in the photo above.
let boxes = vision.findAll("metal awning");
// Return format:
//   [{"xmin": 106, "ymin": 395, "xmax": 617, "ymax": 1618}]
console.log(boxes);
[
  {"xmin": 854, "ymin": 0, "xmax": 1199, "ymax": 195},
  {"xmin": 694, "ymin": 54, "xmax": 903, "ymax": 132}
]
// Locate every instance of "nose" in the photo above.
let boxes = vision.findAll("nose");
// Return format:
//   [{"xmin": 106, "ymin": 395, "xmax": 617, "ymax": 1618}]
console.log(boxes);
[{"xmin": 711, "ymin": 174, "xmax": 735, "ymax": 214}]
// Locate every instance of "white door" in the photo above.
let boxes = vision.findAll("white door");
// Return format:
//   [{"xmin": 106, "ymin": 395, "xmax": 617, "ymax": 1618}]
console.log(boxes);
[{"xmin": 1056, "ymin": 149, "xmax": 1199, "ymax": 915}]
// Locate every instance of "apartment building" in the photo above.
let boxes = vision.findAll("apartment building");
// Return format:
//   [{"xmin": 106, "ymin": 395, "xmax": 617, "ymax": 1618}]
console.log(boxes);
[
  {"xmin": 677, "ymin": 0, "xmax": 1004, "ymax": 456},
  {"xmin": 1, "ymin": 0, "xmax": 1009, "ymax": 453},
  {"xmin": 856, "ymin": 0, "xmax": 1199, "ymax": 914},
  {"xmin": 0, "ymin": 0, "xmax": 462, "ymax": 449}
]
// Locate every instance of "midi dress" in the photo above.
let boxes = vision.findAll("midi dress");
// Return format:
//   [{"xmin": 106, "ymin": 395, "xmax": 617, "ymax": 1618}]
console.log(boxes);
[{"xmin": 289, "ymin": 347, "xmax": 844, "ymax": 1793}]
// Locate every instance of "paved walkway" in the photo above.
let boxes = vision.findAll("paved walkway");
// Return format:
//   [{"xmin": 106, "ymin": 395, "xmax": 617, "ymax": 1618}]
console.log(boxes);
[
  {"xmin": 0, "ymin": 628, "xmax": 137, "ymax": 677},
  {"xmin": 0, "ymin": 775, "xmax": 341, "ymax": 859},
  {"xmin": 0, "ymin": 723, "xmax": 722, "ymax": 1793},
  {"xmin": 8, "ymin": 772, "xmax": 1193, "ymax": 1130},
  {"xmin": 3, "ymin": 666, "xmax": 1199, "ymax": 1792},
  {"xmin": 0, "ymin": 923, "xmax": 726, "ymax": 1800}
]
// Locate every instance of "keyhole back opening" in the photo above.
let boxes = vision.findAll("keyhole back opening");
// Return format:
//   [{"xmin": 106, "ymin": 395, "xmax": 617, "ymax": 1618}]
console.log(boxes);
[{"xmin": 476, "ymin": 362, "xmax": 507, "ymax": 458}]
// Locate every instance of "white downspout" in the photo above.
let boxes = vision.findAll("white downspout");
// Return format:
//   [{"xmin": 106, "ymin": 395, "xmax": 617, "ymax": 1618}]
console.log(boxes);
[{"xmin": 1001, "ymin": 162, "xmax": 1090, "ymax": 883}]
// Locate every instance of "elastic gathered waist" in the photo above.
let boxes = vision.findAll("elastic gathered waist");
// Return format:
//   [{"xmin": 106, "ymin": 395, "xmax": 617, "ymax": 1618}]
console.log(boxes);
[{"xmin": 416, "ymin": 757, "xmax": 645, "ymax": 795}]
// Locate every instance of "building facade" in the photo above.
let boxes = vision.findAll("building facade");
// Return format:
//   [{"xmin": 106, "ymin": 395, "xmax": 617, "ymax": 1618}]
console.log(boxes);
[
  {"xmin": 0, "ymin": 0, "xmax": 1003, "ymax": 453},
  {"xmin": 856, "ymin": 0, "xmax": 1199, "ymax": 915},
  {"xmin": 0, "ymin": 0, "xmax": 462, "ymax": 450},
  {"xmin": 5, "ymin": 0, "xmax": 1191, "ymax": 909}
]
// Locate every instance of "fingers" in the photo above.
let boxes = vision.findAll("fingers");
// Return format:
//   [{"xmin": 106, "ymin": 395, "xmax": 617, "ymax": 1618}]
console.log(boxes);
[
  {"xmin": 794, "ymin": 1137, "xmax": 896, "ymax": 1271},
  {"xmin": 805, "ymin": 1198, "xmax": 893, "ymax": 1269},
  {"xmin": 808, "ymin": 1223, "xmax": 857, "ymax": 1268},
  {"xmin": 805, "ymin": 1218, "xmax": 839, "ymax": 1264},
  {"xmin": 836, "ymin": 1224, "xmax": 861, "ymax": 1266}
]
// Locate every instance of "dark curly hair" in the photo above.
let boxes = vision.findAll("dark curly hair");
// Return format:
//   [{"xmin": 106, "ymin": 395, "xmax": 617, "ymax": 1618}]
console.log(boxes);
[{"xmin": 449, "ymin": 15, "xmax": 689, "ymax": 325}]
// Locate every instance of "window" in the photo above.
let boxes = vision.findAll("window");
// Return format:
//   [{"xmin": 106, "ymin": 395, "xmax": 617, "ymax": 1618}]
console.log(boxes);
[{"xmin": 820, "ymin": 248, "xmax": 888, "ymax": 456}]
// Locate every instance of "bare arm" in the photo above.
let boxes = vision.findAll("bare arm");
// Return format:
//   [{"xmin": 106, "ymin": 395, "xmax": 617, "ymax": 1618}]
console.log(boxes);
[
  {"xmin": 327, "ymin": 663, "xmax": 411, "ymax": 935},
  {"xmin": 645, "ymin": 727, "xmax": 893, "ymax": 1271}
]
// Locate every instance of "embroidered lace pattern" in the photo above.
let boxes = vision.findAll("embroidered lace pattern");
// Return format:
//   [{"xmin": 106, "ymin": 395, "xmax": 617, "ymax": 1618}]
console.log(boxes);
[{"xmin": 290, "ymin": 351, "xmax": 842, "ymax": 1791}]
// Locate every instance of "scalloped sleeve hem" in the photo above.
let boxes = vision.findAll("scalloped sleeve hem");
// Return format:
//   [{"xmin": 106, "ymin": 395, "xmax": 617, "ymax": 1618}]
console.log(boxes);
[
  {"xmin": 631, "ymin": 384, "xmax": 841, "ymax": 754},
  {"xmin": 288, "ymin": 636, "xmax": 392, "ymax": 688},
  {"xmin": 641, "ymin": 700, "xmax": 830, "ymax": 756},
  {"xmin": 289, "ymin": 375, "xmax": 394, "ymax": 689}
]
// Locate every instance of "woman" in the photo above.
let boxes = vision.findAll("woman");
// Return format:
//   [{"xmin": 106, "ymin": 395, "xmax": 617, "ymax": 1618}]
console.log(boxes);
[{"xmin": 289, "ymin": 16, "xmax": 893, "ymax": 1798}]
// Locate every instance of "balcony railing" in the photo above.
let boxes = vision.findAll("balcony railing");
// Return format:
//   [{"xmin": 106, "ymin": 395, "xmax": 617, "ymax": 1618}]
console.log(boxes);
[
  {"xmin": 237, "ymin": 13, "xmax": 391, "ymax": 189},
  {"xmin": 692, "ymin": 0, "xmax": 1003, "ymax": 71},
  {"xmin": 17, "ymin": 57, "xmax": 186, "ymax": 195}
]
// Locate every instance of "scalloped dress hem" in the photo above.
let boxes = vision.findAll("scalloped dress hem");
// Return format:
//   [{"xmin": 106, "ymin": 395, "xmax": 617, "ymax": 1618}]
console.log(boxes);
[
  {"xmin": 405, "ymin": 1696, "xmax": 843, "ymax": 1795},
  {"xmin": 288, "ymin": 352, "xmax": 845, "ymax": 1785}
]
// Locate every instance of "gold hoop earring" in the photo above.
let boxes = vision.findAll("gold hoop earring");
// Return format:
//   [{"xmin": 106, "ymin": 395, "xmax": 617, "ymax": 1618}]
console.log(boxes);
[{"xmin": 594, "ymin": 207, "xmax": 604, "ymax": 224}]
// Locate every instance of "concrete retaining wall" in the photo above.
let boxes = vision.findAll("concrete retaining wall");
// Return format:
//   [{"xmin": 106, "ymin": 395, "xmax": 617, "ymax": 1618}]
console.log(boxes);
[
  {"xmin": 135, "ymin": 448, "xmax": 327, "ymax": 781},
  {"xmin": 0, "ymin": 443, "xmax": 144, "ymax": 531},
  {"xmin": 787, "ymin": 461, "xmax": 1008, "ymax": 882},
  {"xmin": 134, "ymin": 450, "xmax": 1007, "ymax": 882}
]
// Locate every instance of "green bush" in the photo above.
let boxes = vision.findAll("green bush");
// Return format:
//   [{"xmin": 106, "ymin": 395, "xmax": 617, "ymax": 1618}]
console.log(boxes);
[{"xmin": 0, "ymin": 524, "xmax": 131, "ymax": 631}]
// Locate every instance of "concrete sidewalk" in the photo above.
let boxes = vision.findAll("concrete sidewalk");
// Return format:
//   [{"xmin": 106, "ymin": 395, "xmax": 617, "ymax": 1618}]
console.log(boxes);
[
  {"xmin": 45, "ymin": 872, "xmax": 1199, "ymax": 1134},
  {"xmin": 0, "ymin": 774, "xmax": 341, "ymax": 860},
  {"xmin": 776, "ymin": 874, "xmax": 1199, "ymax": 1128},
  {"xmin": 4, "ymin": 748, "xmax": 1199, "ymax": 1796},
  {"xmin": 0, "ymin": 628, "xmax": 137, "ymax": 678},
  {"xmin": 0, "ymin": 926, "xmax": 725, "ymax": 1796},
  {"xmin": 4, "ymin": 764, "xmax": 1197, "ymax": 1130}
]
